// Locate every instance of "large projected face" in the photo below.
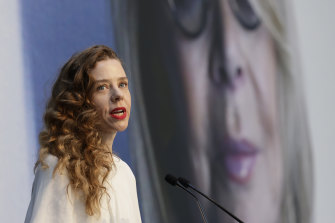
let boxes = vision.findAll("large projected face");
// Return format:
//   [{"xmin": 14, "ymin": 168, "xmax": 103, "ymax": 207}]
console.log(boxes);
[{"xmin": 167, "ymin": 0, "xmax": 283, "ymax": 222}]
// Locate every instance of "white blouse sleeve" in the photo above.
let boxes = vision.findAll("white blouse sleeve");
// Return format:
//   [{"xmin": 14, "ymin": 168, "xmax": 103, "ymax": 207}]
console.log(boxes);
[
  {"xmin": 25, "ymin": 155, "xmax": 78, "ymax": 223},
  {"xmin": 25, "ymin": 155, "xmax": 142, "ymax": 223},
  {"xmin": 116, "ymin": 159, "xmax": 142, "ymax": 223}
]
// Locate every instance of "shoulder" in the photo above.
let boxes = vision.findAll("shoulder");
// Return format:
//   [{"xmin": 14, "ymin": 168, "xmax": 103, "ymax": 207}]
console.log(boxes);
[
  {"xmin": 42, "ymin": 154, "xmax": 59, "ymax": 170},
  {"xmin": 36, "ymin": 154, "xmax": 65, "ymax": 179},
  {"xmin": 25, "ymin": 155, "xmax": 77, "ymax": 223},
  {"xmin": 113, "ymin": 155, "xmax": 131, "ymax": 171},
  {"xmin": 33, "ymin": 154, "xmax": 70, "ymax": 198},
  {"xmin": 111, "ymin": 155, "xmax": 136, "ymax": 183},
  {"xmin": 34, "ymin": 154, "xmax": 69, "ymax": 189}
]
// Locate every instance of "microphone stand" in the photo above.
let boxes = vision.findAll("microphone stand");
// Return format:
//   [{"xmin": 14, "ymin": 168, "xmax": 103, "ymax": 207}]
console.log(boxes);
[
  {"xmin": 178, "ymin": 177, "xmax": 244, "ymax": 223},
  {"xmin": 165, "ymin": 174, "xmax": 208, "ymax": 223}
]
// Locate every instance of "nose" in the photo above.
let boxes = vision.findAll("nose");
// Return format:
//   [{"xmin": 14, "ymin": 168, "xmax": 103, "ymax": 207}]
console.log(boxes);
[
  {"xmin": 110, "ymin": 88, "xmax": 123, "ymax": 103},
  {"xmin": 209, "ymin": 1, "xmax": 245, "ymax": 92}
]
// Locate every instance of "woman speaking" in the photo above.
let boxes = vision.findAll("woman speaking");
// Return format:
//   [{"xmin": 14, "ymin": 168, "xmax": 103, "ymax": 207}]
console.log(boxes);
[{"xmin": 25, "ymin": 45, "xmax": 142, "ymax": 223}]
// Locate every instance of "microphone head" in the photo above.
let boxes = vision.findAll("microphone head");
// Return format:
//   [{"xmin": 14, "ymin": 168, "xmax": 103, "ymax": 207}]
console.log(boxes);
[
  {"xmin": 178, "ymin": 177, "xmax": 190, "ymax": 188},
  {"xmin": 165, "ymin": 174, "xmax": 178, "ymax": 186}
]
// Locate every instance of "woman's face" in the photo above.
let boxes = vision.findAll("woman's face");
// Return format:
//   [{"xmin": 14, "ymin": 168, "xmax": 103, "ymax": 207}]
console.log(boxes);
[
  {"xmin": 90, "ymin": 59, "xmax": 131, "ymax": 134},
  {"xmin": 173, "ymin": 0, "xmax": 283, "ymax": 222}
]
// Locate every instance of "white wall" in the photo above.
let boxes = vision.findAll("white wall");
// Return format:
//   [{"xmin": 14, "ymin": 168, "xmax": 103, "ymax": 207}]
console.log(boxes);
[
  {"xmin": 292, "ymin": 0, "xmax": 335, "ymax": 222},
  {"xmin": 0, "ymin": 0, "xmax": 35, "ymax": 222}
]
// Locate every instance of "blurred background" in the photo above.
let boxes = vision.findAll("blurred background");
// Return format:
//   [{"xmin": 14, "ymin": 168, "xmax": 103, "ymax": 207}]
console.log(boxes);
[{"xmin": 0, "ymin": 0, "xmax": 333, "ymax": 222}]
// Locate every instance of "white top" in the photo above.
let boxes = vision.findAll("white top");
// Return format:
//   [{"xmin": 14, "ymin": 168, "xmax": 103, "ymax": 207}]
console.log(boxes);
[{"xmin": 25, "ymin": 154, "xmax": 142, "ymax": 223}]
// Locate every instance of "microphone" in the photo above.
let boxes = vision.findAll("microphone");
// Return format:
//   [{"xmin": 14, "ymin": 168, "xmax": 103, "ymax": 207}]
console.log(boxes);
[
  {"xmin": 178, "ymin": 177, "xmax": 244, "ymax": 223},
  {"xmin": 165, "ymin": 174, "xmax": 208, "ymax": 223}
]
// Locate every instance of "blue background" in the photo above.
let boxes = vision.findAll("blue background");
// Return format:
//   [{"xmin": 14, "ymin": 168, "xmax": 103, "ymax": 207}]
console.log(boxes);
[{"xmin": 20, "ymin": 0, "xmax": 131, "ymax": 165}]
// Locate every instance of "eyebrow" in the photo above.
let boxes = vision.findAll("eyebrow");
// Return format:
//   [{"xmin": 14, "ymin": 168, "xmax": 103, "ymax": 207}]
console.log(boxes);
[{"xmin": 94, "ymin": 77, "xmax": 128, "ymax": 83}]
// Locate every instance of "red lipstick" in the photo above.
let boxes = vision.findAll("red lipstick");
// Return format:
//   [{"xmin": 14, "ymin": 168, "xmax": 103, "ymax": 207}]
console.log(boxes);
[{"xmin": 110, "ymin": 107, "xmax": 127, "ymax": 120}]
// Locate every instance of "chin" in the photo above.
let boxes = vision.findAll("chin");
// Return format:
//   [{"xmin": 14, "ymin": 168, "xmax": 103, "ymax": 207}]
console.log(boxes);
[
  {"xmin": 115, "ymin": 126, "xmax": 128, "ymax": 132},
  {"xmin": 111, "ymin": 123, "xmax": 129, "ymax": 132}
]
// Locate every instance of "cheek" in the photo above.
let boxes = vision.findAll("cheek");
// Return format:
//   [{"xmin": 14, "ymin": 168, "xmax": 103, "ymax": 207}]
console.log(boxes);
[
  {"xmin": 92, "ymin": 96, "xmax": 109, "ymax": 113},
  {"xmin": 253, "ymin": 50, "xmax": 276, "ymax": 95},
  {"xmin": 125, "ymin": 92, "xmax": 131, "ymax": 110},
  {"xmin": 128, "ymin": 93, "xmax": 132, "ymax": 108},
  {"xmin": 244, "ymin": 28, "xmax": 276, "ymax": 96},
  {"xmin": 250, "ymin": 41, "xmax": 277, "ymax": 123}
]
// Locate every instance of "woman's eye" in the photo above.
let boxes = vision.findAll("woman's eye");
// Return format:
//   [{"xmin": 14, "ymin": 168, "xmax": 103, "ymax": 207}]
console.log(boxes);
[
  {"xmin": 119, "ymin": 82, "xmax": 128, "ymax": 88},
  {"xmin": 97, "ymin": 84, "xmax": 108, "ymax": 91},
  {"xmin": 228, "ymin": 0, "xmax": 261, "ymax": 30}
]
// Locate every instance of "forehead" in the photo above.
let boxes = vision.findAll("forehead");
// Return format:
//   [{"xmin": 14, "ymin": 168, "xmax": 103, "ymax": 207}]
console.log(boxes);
[{"xmin": 90, "ymin": 59, "xmax": 126, "ymax": 81}]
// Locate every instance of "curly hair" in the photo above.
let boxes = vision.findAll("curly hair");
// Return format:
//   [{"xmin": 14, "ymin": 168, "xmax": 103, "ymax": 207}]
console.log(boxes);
[{"xmin": 36, "ymin": 45, "xmax": 121, "ymax": 216}]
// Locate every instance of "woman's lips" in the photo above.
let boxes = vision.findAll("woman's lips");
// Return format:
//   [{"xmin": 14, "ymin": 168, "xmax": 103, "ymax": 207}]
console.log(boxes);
[
  {"xmin": 223, "ymin": 139, "xmax": 259, "ymax": 184},
  {"xmin": 110, "ymin": 107, "xmax": 127, "ymax": 120}
]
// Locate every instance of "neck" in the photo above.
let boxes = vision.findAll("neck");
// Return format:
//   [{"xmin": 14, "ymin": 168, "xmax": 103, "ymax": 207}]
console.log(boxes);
[{"xmin": 101, "ymin": 131, "xmax": 117, "ymax": 152}]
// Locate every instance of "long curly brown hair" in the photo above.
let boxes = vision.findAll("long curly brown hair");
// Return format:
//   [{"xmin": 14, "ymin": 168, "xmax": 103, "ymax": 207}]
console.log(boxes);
[{"xmin": 36, "ymin": 45, "xmax": 121, "ymax": 216}]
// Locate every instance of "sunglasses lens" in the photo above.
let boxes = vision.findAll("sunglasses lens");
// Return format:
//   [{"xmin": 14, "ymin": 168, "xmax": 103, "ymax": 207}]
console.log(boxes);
[
  {"xmin": 169, "ymin": 0, "xmax": 208, "ymax": 37},
  {"xmin": 228, "ymin": 0, "xmax": 261, "ymax": 30}
]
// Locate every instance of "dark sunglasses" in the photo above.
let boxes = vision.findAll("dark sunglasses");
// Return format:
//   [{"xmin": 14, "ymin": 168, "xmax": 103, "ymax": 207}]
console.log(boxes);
[{"xmin": 167, "ymin": 0, "xmax": 261, "ymax": 38}]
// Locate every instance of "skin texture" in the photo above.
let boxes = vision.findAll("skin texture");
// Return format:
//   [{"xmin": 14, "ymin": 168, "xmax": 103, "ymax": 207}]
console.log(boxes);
[
  {"xmin": 90, "ymin": 59, "xmax": 131, "ymax": 147},
  {"xmin": 175, "ymin": 1, "xmax": 283, "ymax": 222}
]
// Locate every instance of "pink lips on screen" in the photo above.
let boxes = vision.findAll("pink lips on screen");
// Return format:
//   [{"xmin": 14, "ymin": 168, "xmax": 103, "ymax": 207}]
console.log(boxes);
[
  {"xmin": 110, "ymin": 107, "xmax": 127, "ymax": 120},
  {"xmin": 223, "ymin": 138, "xmax": 259, "ymax": 184}
]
